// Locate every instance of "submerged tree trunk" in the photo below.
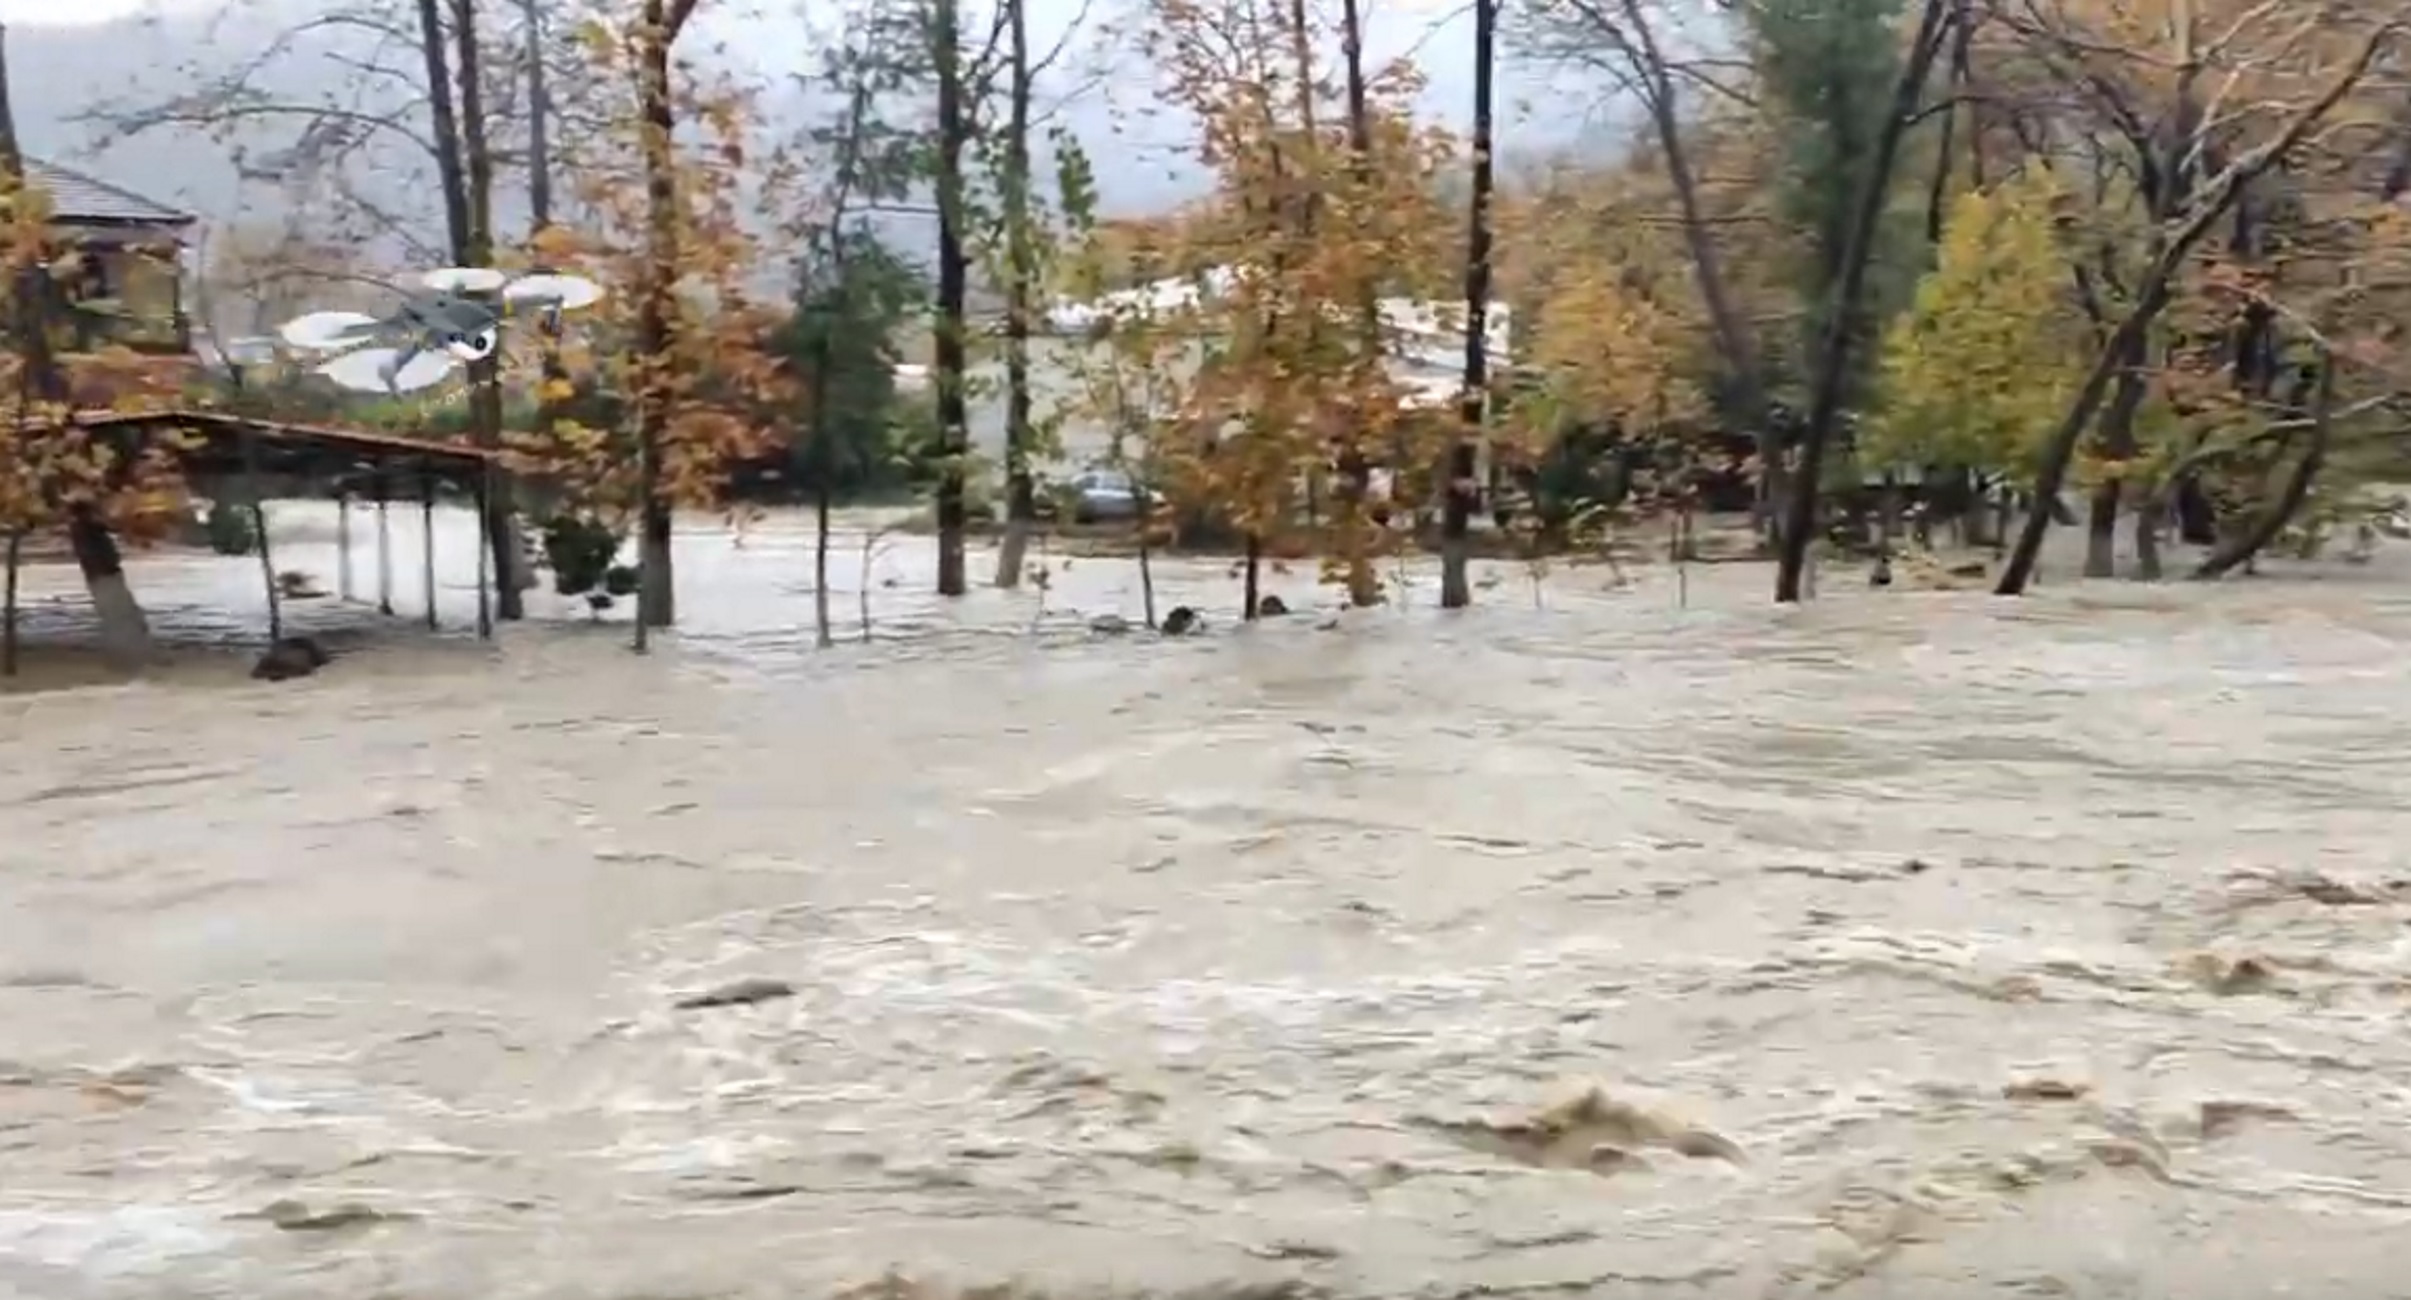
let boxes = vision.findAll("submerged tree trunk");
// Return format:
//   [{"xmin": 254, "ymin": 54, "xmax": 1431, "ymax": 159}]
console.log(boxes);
[
  {"xmin": 992, "ymin": 0, "xmax": 1037, "ymax": 590},
  {"xmin": 630, "ymin": 0, "xmax": 697, "ymax": 642},
  {"xmin": 2195, "ymin": 354, "xmax": 2331, "ymax": 579},
  {"xmin": 1441, "ymin": 0, "xmax": 1496, "ymax": 609},
  {"xmin": 2135, "ymin": 498, "xmax": 2165, "ymax": 577},
  {"xmin": 1244, "ymin": 533, "xmax": 1263, "ymax": 627},
  {"xmin": 2, "ymin": 529, "xmax": 19, "ymax": 676},
  {"xmin": 806, "ymin": 282, "xmax": 839, "ymax": 647},
  {"xmin": 2084, "ymin": 481, "xmax": 2120, "ymax": 576},
  {"xmin": 448, "ymin": 0, "xmax": 526, "ymax": 617},
  {"xmin": 813, "ymin": 476, "xmax": 834, "ymax": 647},
  {"xmin": 1774, "ymin": 0, "xmax": 1949, "ymax": 601},
  {"xmin": 2081, "ymin": 247, "xmax": 2167, "ymax": 579},
  {"xmin": 932, "ymin": 0, "xmax": 969, "ymax": 597},
  {"xmin": 0, "ymin": 26, "xmax": 150, "ymax": 662},
  {"xmin": 1134, "ymin": 468, "xmax": 1159, "ymax": 629}
]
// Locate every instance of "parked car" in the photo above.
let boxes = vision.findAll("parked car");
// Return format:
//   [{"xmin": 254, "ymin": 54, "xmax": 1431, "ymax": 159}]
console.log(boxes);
[{"xmin": 1067, "ymin": 468, "xmax": 1159, "ymax": 523}]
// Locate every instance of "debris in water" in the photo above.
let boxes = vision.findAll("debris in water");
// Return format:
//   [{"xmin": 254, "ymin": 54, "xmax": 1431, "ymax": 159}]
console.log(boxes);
[
  {"xmin": 251, "ymin": 635, "xmax": 329, "ymax": 682},
  {"xmin": 240, "ymin": 1198, "xmax": 412, "ymax": 1232},
  {"xmin": 276, "ymin": 570, "xmax": 328, "ymax": 600},
  {"xmin": 673, "ymin": 976, "xmax": 796, "ymax": 1009},
  {"xmin": 2198, "ymin": 1099, "xmax": 2297, "ymax": 1140},
  {"xmin": 2225, "ymin": 867, "xmax": 2402, "ymax": 908},
  {"xmin": 1089, "ymin": 613, "xmax": 1131, "ymax": 635},
  {"xmin": 1255, "ymin": 594, "xmax": 1289, "ymax": 616},
  {"xmin": 1420, "ymin": 1086, "xmax": 1744, "ymax": 1176},
  {"xmin": 1161, "ymin": 606, "xmax": 1200, "ymax": 635},
  {"xmin": 2183, "ymin": 952, "xmax": 2279, "ymax": 996},
  {"xmin": 2001, "ymin": 1077, "xmax": 2090, "ymax": 1102},
  {"xmin": 1244, "ymin": 1238, "xmax": 1339, "ymax": 1261},
  {"xmin": 2083, "ymin": 1136, "xmax": 2173, "ymax": 1183}
]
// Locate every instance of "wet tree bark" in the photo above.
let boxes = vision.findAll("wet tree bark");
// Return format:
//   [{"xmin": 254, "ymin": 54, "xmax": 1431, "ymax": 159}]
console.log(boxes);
[
  {"xmin": 932, "ymin": 0, "xmax": 969, "ymax": 597},
  {"xmin": 2, "ymin": 530, "xmax": 19, "ymax": 676},
  {"xmin": 1773, "ymin": 0, "xmax": 1950, "ymax": 601},
  {"xmin": 1440, "ymin": 0, "xmax": 1496, "ymax": 610}
]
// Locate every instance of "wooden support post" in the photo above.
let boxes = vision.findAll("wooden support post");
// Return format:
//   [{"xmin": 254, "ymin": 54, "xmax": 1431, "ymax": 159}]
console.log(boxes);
[
  {"xmin": 376, "ymin": 471, "xmax": 394, "ymax": 616},
  {"xmin": 420, "ymin": 466, "xmax": 438, "ymax": 630},
  {"xmin": 245, "ymin": 431, "xmax": 282, "ymax": 641},
  {"xmin": 473, "ymin": 463, "xmax": 492, "ymax": 639}
]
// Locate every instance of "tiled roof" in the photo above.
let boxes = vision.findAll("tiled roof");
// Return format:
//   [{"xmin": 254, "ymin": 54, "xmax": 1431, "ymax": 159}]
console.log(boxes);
[{"xmin": 26, "ymin": 158, "xmax": 195, "ymax": 226}]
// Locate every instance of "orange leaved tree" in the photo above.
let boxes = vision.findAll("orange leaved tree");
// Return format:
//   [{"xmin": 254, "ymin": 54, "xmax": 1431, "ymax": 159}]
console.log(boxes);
[
  {"xmin": 0, "ymin": 31, "xmax": 189, "ymax": 674},
  {"xmin": 1133, "ymin": 0, "xmax": 1456, "ymax": 616},
  {"xmin": 523, "ymin": 3, "xmax": 793, "ymax": 647}
]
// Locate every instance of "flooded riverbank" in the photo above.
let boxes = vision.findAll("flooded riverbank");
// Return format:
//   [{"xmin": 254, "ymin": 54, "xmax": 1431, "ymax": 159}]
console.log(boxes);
[{"xmin": 3, "ymin": 505, "xmax": 2409, "ymax": 1298}]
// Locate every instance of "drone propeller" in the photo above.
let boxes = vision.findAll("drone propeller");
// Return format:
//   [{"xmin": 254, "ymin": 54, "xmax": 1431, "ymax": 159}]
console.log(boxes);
[
  {"xmin": 278, "ymin": 310, "xmax": 381, "ymax": 351},
  {"xmin": 503, "ymin": 272, "xmax": 603, "ymax": 311},
  {"xmin": 422, "ymin": 265, "xmax": 509, "ymax": 293},
  {"xmin": 316, "ymin": 346, "xmax": 459, "ymax": 394}
]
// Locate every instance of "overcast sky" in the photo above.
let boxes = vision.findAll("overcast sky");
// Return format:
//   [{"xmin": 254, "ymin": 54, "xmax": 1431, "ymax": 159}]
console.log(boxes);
[{"xmin": 3, "ymin": 0, "xmax": 1625, "ymax": 238}]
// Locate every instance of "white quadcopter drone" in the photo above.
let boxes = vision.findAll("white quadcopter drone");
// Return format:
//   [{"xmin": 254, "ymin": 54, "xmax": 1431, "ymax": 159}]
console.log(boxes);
[{"xmin": 276, "ymin": 265, "xmax": 604, "ymax": 395}]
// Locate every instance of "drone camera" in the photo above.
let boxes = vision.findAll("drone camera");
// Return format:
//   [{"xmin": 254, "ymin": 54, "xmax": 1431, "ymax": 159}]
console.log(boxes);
[{"xmin": 444, "ymin": 328, "xmax": 499, "ymax": 362}]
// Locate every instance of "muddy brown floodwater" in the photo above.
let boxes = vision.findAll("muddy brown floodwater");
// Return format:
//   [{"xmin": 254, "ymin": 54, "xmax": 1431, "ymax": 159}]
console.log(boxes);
[{"xmin": 3, "ymin": 506, "xmax": 2411, "ymax": 1299}]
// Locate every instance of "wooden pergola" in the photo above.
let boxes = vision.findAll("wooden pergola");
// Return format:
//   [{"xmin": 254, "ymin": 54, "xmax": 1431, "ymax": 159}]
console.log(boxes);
[{"xmin": 69, "ymin": 408, "xmax": 504, "ymax": 640}]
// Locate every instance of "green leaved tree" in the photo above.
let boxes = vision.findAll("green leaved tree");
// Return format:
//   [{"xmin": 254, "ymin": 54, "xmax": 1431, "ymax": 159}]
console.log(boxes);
[{"xmin": 1863, "ymin": 168, "xmax": 2087, "ymax": 529}]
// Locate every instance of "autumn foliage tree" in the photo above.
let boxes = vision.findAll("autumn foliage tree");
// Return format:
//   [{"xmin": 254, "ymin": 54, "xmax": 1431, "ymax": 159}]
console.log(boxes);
[
  {"xmin": 0, "ymin": 172, "xmax": 192, "ymax": 675},
  {"xmin": 1117, "ymin": 0, "xmax": 1457, "ymax": 616},
  {"xmin": 507, "ymin": 5, "xmax": 791, "ymax": 638}
]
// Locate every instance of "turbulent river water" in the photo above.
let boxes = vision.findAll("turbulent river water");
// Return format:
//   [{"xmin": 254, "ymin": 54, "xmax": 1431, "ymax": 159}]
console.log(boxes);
[{"xmin": 2, "ymin": 505, "xmax": 2409, "ymax": 1299}]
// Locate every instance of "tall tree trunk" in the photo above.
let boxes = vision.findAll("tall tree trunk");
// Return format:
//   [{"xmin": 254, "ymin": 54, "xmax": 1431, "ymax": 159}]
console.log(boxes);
[
  {"xmin": 1612, "ymin": 0, "xmax": 1777, "ymax": 544},
  {"xmin": 1336, "ymin": 0, "xmax": 1381, "ymax": 607},
  {"xmin": 519, "ymin": 0, "xmax": 567, "ymax": 477},
  {"xmin": 1922, "ymin": 0, "xmax": 1972, "ymax": 245},
  {"xmin": 448, "ymin": 0, "xmax": 525, "ymax": 617},
  {"xmin": 0, "ymin": 24, "xmax": 150, "ymax": 663},
  {"xmin": 414, "ymin": 0, "xmax": 470, "ymax": 256},
  {"xmin": 2194, "ymin": 352, "xmax": 2330, "ymax": 579},
  {"xmin": 992, "ymin": 0, "xmax": 1037, "ymax": 589},
  {"xmin": 932, "ymin": 0, "xmax": 969, "ymax": 597},
  {"xmin": 1774, "ymin": 0, "xmax": 1950, "ymax": 601},
  {"xmin": 1441, "ymin": 0, "xmax": 1495, "ymax": 609},
  {"xmin": 630, "ymin": 0, "xmax": 697, "ymax": 642},
  {"xmin": 521, "ymin": 0, "xmax": 552, "ymax": 229}
]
